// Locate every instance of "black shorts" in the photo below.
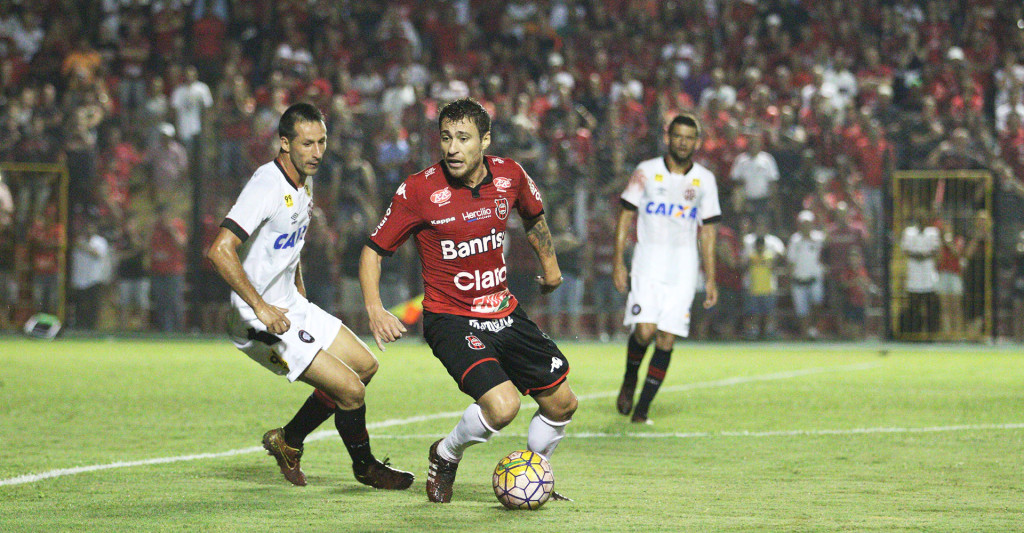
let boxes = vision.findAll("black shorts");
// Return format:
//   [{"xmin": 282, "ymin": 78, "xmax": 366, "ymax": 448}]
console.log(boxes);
[{"xmin": 423, "ymin": 305, "xmax": 570, "ymax": 400}]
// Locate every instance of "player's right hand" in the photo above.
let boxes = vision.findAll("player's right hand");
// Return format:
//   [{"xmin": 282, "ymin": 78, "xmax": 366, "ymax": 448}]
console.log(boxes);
[
  {"xmin": 612, "ymin": 264, "xmax": 629, "ymax": 294},
  {"xmin": 256, "ymin": 304, "xmax": 290, "ymax": 334},
  {"xmin": 367, "ymin": 305, "xmax": 407, "ymax": 351}
]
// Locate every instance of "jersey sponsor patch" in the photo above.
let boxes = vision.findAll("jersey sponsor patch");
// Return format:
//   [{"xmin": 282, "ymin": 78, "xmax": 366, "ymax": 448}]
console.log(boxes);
[
  {"xmin": 298, "ymin": 330, "xmax": 315, "ymax": 343},
  {"xmin": 471, "ymin": 288, "xmax": 513, "ymax": 314},
  {"xmin": 526, "ymin": 176, "xmax": 542, "ymax": 201},
  {"xmin": 684, "ymin": 188, "xmax": 696, "ymax": 201},
  {"xmin": 430, "ymin": 187, "xmax": 452, "ymax": 205},
  {"xmin": 466, "ymin": 334, "xmax": 485, "ymax": 350},
  {"xmin": 284, "ymin": 194, "xmax": 294, "ymax": 207},
  {"xmin": 655, "ymin": 174, "xmax": 664, "ymax": 182},
  {"xmin": 494, "ymin": 177, "xmax": 511, "ymax": 191}
]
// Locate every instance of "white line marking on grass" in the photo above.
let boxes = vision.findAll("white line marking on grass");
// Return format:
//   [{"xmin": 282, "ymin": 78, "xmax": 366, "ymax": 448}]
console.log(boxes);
[
  {"xmin": 0, "ymin": 362, "xmax": 879, "ymax": 487},
  {"xmin": 343, "ymin": 423, "xmax": 1024, "ymax": 441}
]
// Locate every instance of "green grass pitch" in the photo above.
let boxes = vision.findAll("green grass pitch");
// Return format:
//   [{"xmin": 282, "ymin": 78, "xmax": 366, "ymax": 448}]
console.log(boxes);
[{"xmin": 1, "ymin": 337, "xmax": 1022, "ymax": 531}]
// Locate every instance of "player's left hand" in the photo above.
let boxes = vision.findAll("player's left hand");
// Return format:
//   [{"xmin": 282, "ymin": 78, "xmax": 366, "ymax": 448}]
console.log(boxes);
[
  {"xmin": 703, "ymin": 281, "xmax": 718, "ymax": 309},
  {"xmin": 536, "ymin": 275, "xmax": 563, "ymax": 294}
]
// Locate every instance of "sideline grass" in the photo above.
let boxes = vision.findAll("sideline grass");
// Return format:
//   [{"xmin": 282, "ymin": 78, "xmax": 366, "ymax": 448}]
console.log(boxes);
[{"xmin": 1, "ymin": 338, "xmax": 1022, "ymax": 531}]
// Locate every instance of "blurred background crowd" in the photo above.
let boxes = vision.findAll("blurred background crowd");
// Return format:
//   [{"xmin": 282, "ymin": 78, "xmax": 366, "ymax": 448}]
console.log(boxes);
[{"xmin": 1, "ymin": 0, "xmax": 1023, "ymax": 341}]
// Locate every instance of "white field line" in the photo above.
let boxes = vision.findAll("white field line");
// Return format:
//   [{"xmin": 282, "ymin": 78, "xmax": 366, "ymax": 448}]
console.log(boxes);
[{"xmin": 1, "ymin": 362, "xmax": 877, "ymax": 487}]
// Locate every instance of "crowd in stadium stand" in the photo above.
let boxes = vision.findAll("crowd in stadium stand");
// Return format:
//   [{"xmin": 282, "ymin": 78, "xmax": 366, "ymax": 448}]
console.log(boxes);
[{"xmin": 0, "ymin": 0, "xmax": 1023, "ymax": 341}]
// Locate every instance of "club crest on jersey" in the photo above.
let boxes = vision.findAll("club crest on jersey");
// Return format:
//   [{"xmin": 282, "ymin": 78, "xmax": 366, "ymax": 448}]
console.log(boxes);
[
  {"xmin": 284, "ymin": 194, "xmax": 294, "ymax": 208},
  {"xmin": 494, "ymin": 198, "xmax": 509, "ymax": 220},
  {"xmin": 430, "ymin": 187, "xmax": 452, "ymax": 205},
  {"xmin": 494, "ymin": 177, "xmax": 512, "ymax": 191},
  {"xmin": 466, "ymin": 334, "xmax": 485, "ymax": 350},
  {"xmin": 684, "ymin": 187, "xmax": 697, "ymax": 201}
]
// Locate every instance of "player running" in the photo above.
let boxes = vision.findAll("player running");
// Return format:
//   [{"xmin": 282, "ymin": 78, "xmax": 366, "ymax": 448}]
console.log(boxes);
[
  {"xmin": 612, "ymin": 113, "xmax": 721, "ymax": 423},
  {"xmin": 360, "ymin": 98, "xmax": 578, "ymax": 503},
  {"xmin": 207, "ymin": 103, "xmax": 413, "ymax": 490}
]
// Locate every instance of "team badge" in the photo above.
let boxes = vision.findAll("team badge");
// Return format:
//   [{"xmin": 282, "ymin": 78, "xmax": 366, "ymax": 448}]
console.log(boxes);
[
  {"xmin": 494, "ymin": 177, "xmax": 512, "ymax": 191},
  {"xmin": 692, "ymin": 178, "xmax": 700, "ymax": 186},
  {"xmin": 631, "ymin": 304, "xmax": 641, "ymax": 315},
  {"xmin": 430, "ymin": 187, "xmax": 452, "ymax": 205},
  {"xmin": 495, "ymin": 198, "xmax": 509, "ymax": 220},
  {"xmin": 466, "ymin": 334, "xmax": 485, "ymax": 350},
  {"xmin": 284, "ymin": 194, "xmax": 294, "ymax": 207},
  {"xmin": 654, "ymin": 174, "xmax": 664, "ymax": 182},
  {"xmin": 684, "ymin": 188, "xmax": 697, "ymax": 201},
  {"xmin": 298, "ymin": 330, "xmax": 315, "ymax": 343},
  {"xmin": 304, "ymin": 184, "xmax": 311, "ymax": 196}
]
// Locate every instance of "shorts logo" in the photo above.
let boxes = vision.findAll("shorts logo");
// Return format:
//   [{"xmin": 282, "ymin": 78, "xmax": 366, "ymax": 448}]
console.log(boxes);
[
  {"xmin": 631, "ymin": 304, "xmax": 641, "ymax": 315},
  {"xmin": 430, "ymin": 187, "xmax": 452, "ymax": 205},
  {"xmin": 550, "ymin": 357, "xmax": 563, "ymax": 373},
  {"xmin": 494, "ymin": 198, "xmax": 509, "ymax": 220},
  {"xmin": 298, "ymin": 330, "xmax": 315, "ymax": 343},
  {"xmin": 469, "ymin": 317, "xmax": 513, "ymax": 333},
  {"xmin": 494, "ymin": 177, "xmax": 512, "ymax": 191},
  {"xmin": 466, "ymin": 334, "xmax": 485, "ymax": 350}
]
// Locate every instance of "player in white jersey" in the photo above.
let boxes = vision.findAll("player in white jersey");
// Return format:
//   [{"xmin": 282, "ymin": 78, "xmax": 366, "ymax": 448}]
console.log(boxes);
[
  {"xmin": 207, "ymin": 103, "xmax": 413, "ymax": 490},
  {"xmin": 612, "ymin": 113, "xmax": 721, "ymax": 423}
]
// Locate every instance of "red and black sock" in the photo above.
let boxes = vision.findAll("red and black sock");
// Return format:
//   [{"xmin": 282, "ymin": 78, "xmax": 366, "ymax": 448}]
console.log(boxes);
[
  {"xmin": 624, "ymin": 333, "xmax": 650, "ymax": 385},
  {"xmin": 335, "ymin": 403, "xmax": 374, "ymax": 466},
  {"xmin": 282, "ymin": 390, "xmax": 336, "ymax": 449},
  {"xmin": 633, "ymin": 347, "xmax": 672, "ymax": 419}
]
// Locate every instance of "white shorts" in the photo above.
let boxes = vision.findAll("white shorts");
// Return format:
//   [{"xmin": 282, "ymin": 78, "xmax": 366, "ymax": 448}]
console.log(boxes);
[
  {"xmin": 790, "ymin": 278, "xmax": 824, "ymax": 317},
  {"xmin": 623, "ymin": 275, "xmax": 697, "ymax": 338},
  {"xmin": 227, "ymin": 298, "xmax": 343, "ymax": 382}
]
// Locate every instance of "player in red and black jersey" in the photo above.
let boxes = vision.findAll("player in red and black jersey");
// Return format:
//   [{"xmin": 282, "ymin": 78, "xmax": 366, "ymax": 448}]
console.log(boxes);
[{"xmin": 360, "ymin": 98, "xmax": 578, "ymax": 503}]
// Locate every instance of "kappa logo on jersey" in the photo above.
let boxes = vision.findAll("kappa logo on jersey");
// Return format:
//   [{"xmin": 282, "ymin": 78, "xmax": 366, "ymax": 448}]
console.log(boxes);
[
  {"xmin": 284, "ymin": 194, "xmax": 294, "ymax": 207},
  {"xmin": 396, "ymin": 182, "xmax": 407, "ymax": 199},
  {"xmin": 469, "ymin": 316, "xmax": 514, "ymax": 333},
  {"xmin": 466, "ymin": 334, "xmax": 485, "ymax": 350},
  {"xmin": 550, "ymin": 357, "xmax": 563, "ymax": 373},
  {"xmin": 424, "ymin": 167, "xmax": 437, "ymax": 178},
  {"xmin": 273, "ymin": 225, "xmax": 308, "ymax": 249},
  {"xmin": 526, "ymin": 176, "xmax": 542, "ymax": 201},
  {"xmin": 462, "ymin": 207, "xmax": 492, "ymax": 222},
  {"xmin": 492, "ymin": 157, "xmax": 505, "ymax": 164},
  {"xmin": 441, "ymin": 229, "xmax": 505, "ymax": 259},
  {"xmin": 471, "ymin": 289, "xmax": 513, "ymax": 314},
  {"xmin": 298, "ymin": 330, "xmax": 315, "ymax": 343},
  {"xmin": 431, "ymin": 216, "xmax": 455, "ymax": 225},
  {"xmin": 430, "ymin": 187, "xmax": 452, "ymax": 205},
  {"xmin": 494, "ymin": 177, "xmax": 512, "ymax": 191},
  {"xmin": 684, "ymin": 187, "xmax": 697, "ymax": 201},
  {"xmin": 494, "ymin": 198, "xmax": 509, "ymax": 220},
  {"xmin": 645, "ymin": 202, "xmax": 698, "ymax": 219}
]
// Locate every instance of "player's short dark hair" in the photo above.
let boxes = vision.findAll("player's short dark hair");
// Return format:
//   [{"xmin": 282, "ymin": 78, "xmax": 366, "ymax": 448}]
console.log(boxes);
[
  {"xmin": 668, "ymin": 113, "xmax": 702, "ymax": 137},
  {"xmin": 438, "ymin": 98, "xmax": 490, "ymax": 137},
  {"xmin": 279, "ymin": 102, "xmax": 324, "ymax": 140}
]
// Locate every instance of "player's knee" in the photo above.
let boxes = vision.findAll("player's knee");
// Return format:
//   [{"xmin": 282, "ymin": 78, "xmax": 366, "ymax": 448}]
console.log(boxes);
[
  {"xmin": 481, "ymin": 394, "xmax": 520, "ymax": 430},
  {"xmin": 331, "ymin": 380, "xmax": 365, "ymax": 410},
  {"xmin": 359, "ymin": 358, "xmax": 379, "ymax": 384},
  {"xmin": 654, "ymin": 330, "xmax": 676, "ymax": 350},
  {"xmin": 633, "ymin": 325, "xmax": 656, "ymax": 345}
]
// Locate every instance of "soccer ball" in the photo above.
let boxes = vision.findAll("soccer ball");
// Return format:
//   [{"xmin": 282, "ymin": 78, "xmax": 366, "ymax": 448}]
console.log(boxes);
[{"xmin": 492, "ymin": 450, "xmax": 553, "ymax": 510}]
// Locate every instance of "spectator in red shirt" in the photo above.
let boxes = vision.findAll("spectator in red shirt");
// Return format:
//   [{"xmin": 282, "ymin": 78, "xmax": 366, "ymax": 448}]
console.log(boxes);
[
  {"xmin": 838, "ymin": 248, "xmax": 873, "ymax": 339},
  {"xmin": 150, "ymin": 203, "xmax": 188, "ymax": 332},
  {"xmin": 28, "ymin": 205, "xmax": 64, "ymax": 314},
  {"xmin": 850, "ymin": 120, "xmax": 894, "ymax": 245}
]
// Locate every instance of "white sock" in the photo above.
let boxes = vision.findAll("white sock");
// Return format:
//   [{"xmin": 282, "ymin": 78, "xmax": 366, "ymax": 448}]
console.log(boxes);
[
  {"xmin": 438, "ymin": 403, "xmax": 497, "ymax": 463},
  {"xmin": 527, "ymin": 411, "xmax": 571, "ymax": 461}
]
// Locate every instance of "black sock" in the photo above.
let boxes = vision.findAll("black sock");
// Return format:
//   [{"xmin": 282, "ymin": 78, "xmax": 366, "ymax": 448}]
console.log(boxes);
[
  {"xmin": 633, "ymin": 347, "xmax": 672, "ymax": 419},
  {"xmin": 335, "ymin": 403, "xmax": 374, "ymax": 466},
  {"xmin": 624, "ymin": 333, "xmax": 650, "ymax": 385},
  {"xmin": 282, "ymin": 391, "xmax": 336, "ymax": 449}
]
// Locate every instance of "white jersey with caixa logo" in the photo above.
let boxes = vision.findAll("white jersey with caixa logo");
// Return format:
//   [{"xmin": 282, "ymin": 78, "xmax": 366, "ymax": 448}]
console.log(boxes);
[
  {"xmin": 222, "ymin": 159, "xmax": 313, "ymax": 317},
  {"xmin": 621, "ymin": 157, "xmax": 721, "ymax": 285}
]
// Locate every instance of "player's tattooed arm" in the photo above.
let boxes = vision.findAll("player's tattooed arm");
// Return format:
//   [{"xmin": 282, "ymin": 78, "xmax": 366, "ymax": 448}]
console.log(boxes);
[{"xmin": 523, "ymin": 214, "xmax": 562, "ymax": 294}]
